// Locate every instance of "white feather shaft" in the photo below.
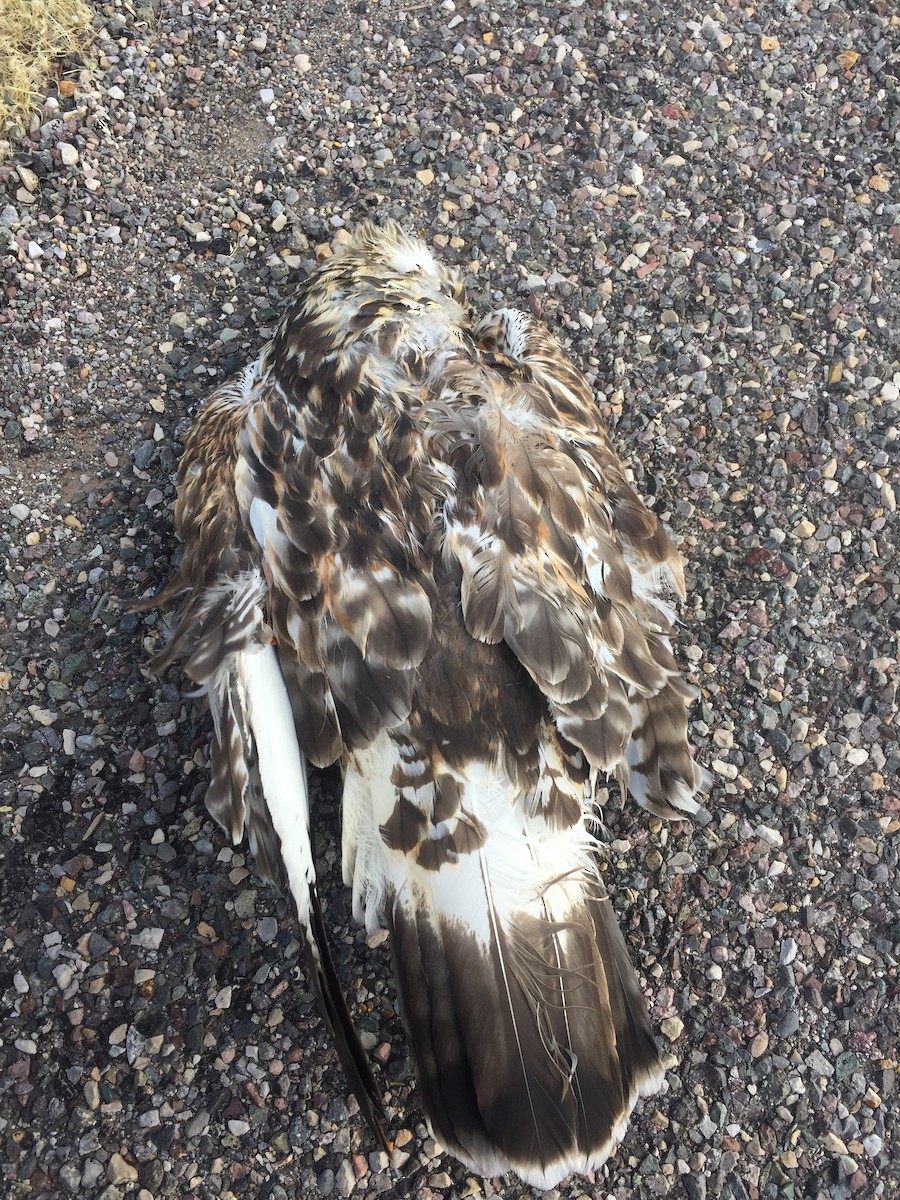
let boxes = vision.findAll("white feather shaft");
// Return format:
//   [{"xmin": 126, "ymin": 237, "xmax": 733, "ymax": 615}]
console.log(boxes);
[{"xmin": 237, "ymin": 644, "xmax": 313, "ymax": 928}]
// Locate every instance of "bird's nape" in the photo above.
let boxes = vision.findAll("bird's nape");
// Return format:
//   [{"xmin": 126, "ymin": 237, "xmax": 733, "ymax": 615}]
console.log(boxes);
[{"xmin": 137, "ymin": 219, "xmax": 709, "ymax": 1187}]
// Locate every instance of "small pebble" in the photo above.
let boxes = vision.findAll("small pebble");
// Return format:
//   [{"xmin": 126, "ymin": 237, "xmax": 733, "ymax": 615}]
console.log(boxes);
[
  {"xmin": 107, "ymin": 1153, "xmax": 138, "ymax": 1185},
  {"xmin": 256, "ymin": 916, "xmax": 279, "ymax": 942}
]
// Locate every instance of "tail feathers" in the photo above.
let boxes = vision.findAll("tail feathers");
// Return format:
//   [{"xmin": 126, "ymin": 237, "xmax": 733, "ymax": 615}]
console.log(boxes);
[
  {"xmin": 389, "ymin": 862, "xmax": 662, "ymax": 1188},
  {"xmin": 624, "ymin": 680, "xmax": 709, "ymax": 820},
  {"xmin": 212, "ymin": 645, "xmax": 385, "ymax": 1144},
  {"xmin": 589, "ymin": 898, "xmax": 665, "ymax": 1101},
  {"xmin": 306, "ymin": 882, "xmax": 387, "ymax": 1147}
]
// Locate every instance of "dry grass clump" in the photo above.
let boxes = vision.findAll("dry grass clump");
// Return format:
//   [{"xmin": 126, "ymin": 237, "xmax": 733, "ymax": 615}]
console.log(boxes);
[{"xmin": 0, "ymin": 0, "xmax": 94, "ymax": 154}]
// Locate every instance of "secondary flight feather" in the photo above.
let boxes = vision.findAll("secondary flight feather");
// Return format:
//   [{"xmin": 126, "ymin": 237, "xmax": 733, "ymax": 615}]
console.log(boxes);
[{"xmin": 137, "ymin": 220, "xmax": 709, "ymax": 1188}]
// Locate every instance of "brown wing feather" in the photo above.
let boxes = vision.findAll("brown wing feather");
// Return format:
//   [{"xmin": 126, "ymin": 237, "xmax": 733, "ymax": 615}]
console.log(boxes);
[
  {"xmin": 230, "ymin": 306, "xmax": 438, "ymax": 763},
  {"xmin": 472, "ymin": 312, "xmax": 703, "ymax": 817},
  {"xmin": 432, "ymin": 311, "xmax": 694, "ymax": 809},
  {"xmin": 131, "ymin": 367, "xmax": 389, "ymax": 1145}
]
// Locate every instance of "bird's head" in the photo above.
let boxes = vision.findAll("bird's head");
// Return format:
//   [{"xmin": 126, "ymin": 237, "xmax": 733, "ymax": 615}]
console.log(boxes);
[
  {"xmin": 308, "ymin": 219, "xmax": 471, "ymax": 330},
  {"xmin": 271, "ymin": 220, "xmax": 473, "ymax": 378}
]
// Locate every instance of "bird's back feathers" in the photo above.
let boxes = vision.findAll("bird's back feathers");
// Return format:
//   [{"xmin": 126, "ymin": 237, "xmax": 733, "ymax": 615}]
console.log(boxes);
[{"xmin": 138, "ymin": 219, "xmax": 707, "ymax": 1188}]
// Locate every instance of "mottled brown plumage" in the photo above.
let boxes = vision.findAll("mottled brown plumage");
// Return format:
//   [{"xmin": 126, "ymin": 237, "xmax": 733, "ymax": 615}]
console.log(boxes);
[{"xmin": 137, "ymin": 221, "xmax": 709, "ymax": 1188}]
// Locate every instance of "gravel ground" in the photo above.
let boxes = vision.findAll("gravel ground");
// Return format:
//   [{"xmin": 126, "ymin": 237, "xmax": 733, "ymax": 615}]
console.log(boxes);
[{"xmin": 1, "ymin": 1, "xmax": 898, "ymax": 1198}]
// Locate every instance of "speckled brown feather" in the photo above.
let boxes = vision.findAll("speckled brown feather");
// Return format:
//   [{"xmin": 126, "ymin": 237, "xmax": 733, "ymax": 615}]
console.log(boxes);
[{"xmin": 137, "ymin": 220, "xmax": 708, "ymax": 1188}]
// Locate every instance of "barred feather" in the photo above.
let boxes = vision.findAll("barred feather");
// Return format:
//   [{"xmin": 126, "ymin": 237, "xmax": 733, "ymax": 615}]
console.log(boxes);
[{"xmin": 135, "ymin": 219, "xmax": 709, "ymax": 1188}]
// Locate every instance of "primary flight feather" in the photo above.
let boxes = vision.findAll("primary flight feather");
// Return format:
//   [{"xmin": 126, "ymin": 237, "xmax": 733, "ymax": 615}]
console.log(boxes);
[{"xmin": 138, "ymin": 220, "xmax": 709, "ymax": 1188}]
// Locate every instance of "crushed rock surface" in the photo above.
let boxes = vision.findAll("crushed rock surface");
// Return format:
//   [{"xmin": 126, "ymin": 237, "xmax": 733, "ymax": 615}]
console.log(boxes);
[{"xmin": 1, "ymin": 2, "xmax": 898, "ymax": 1198}]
